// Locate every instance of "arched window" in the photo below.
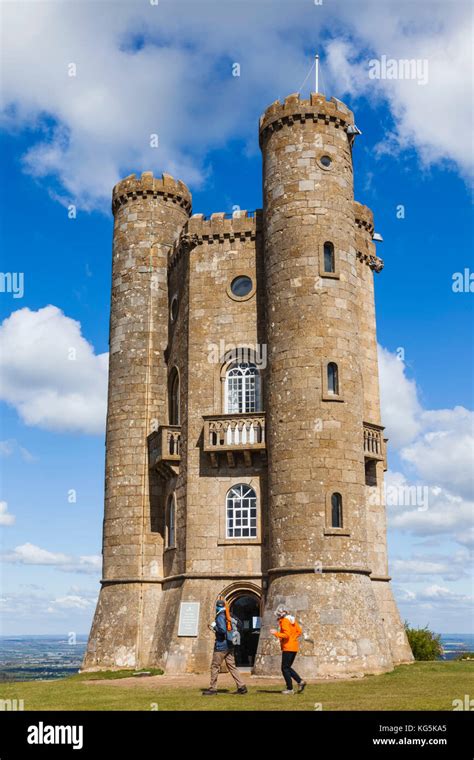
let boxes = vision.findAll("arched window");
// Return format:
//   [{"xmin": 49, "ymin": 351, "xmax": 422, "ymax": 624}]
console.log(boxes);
[
  {"xmin": 226, "ymin": 484, "xmax": 257, "ymax": 538},
  {"xmin": 225, "ymin": 362, "xmax": 261, "ymax": 414},
  {"xmin": 331, "ymin": 492, "xmax": 342, "ymax": 528},
  {"xmin": 166, "ymin": 494, "xmax": 176, "ymax": 547},
  {"xmin": 323, "ymin": 242, "xmax": 335, "ymax": 273},
  {"xmin": 168, "ymin": 368, "xmax": 180, "ymax": 425},
  {"xmin": 327, "ymin": 362, "xmax": 339, "ymax": 395}
]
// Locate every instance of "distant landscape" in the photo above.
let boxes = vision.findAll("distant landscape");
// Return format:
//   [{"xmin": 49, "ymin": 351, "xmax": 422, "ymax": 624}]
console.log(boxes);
[{"xmin": 1, "ymin": 633, "xmax": 473, "ymax": 682}]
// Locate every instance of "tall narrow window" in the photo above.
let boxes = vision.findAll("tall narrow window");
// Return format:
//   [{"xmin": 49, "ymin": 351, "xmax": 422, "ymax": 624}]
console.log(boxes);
[
  {"xmin": 226, "ymin": 484, "xmax": 257, "ymax": 538},
  {"xmin": 225, "ymin": 362, "xmax": 261, "ymax": 414},
  {"xmin": 331, "ymin": 492, "xmax": 342, "ymax": 528},
  {"xmin": 323, "ymin": 241, "xmax": 335, "ymax": 273},
  {"xmin": 166, "ymin": 494, "xmax": 176, "ymax": 547},
  {"xmin": 168, "ymin": 368, "xmax": 180, "ymax": 425},
  {"xmin": 327, "ymin": 362, "xmax": 339, "ymax": 395},
  {"xmin": 365, "ymin": 460, "xmax": 377, "ymax": 486}
]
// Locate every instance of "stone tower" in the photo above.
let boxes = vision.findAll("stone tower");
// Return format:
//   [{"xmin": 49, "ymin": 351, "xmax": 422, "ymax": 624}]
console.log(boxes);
[
  {"xmin": 253, "ymin": 93, "xmax": 412, "ymax": 677},
  {"xmin": 83, "ymin": 93, "xmax": 413, "ymax": 676},
  {"xmin": 83, "ymin": 173, "xmax": 191, "ymax": 669}
]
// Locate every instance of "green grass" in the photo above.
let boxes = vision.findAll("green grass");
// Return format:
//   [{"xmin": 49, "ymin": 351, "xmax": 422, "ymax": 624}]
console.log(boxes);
[{"xmin": 0, "ymin": 661, "xmax": 472, "ymax": 711}]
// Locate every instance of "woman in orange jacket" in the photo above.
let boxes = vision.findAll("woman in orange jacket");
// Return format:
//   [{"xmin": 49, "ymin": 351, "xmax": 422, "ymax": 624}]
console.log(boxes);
[{"xmin": 270, "ymin": 605, "xmax": 307, "ymax": 694}]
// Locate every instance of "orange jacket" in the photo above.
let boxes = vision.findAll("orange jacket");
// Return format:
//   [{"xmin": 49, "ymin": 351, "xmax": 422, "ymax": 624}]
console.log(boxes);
[{"xmin": 272, "ymin": 615, "xmax": 302, "ymax": 652}]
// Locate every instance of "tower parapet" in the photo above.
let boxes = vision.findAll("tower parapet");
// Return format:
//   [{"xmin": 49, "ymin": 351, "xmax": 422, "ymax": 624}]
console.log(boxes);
[
  {"xmin": 354, "ymin": 201, "xmax": 374, "ymax": 236},
  {"xmin": 169, "ymin": 210, "xmax": 262, "ymax": 269},
  {"xmin": 112, "ymin": 171, "xmax": 192, "ymax": 214},
  {"xmin": 259, "ymin": 93, "xmax": 354, "ymax": 146}
]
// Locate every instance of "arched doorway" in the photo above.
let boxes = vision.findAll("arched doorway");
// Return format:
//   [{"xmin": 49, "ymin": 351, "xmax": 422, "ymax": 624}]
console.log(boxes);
[{"xmin": 229, "ymin": 593, "xmax": 261, "ymax": 667}]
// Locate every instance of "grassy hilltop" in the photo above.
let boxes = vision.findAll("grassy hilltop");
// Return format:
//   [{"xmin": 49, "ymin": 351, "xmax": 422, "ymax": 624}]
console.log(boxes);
[{"xmin": 0, "ymin": 661, "xmax": 472, "ymax": 711}]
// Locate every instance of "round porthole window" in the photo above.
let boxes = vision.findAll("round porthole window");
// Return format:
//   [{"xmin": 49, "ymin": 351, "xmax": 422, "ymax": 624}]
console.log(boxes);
[
  {"xmin": 320, "ymin": 155, "xmax": 332, "ymax": 168},
  {"xmin": 230, "ymin": 275, "xmax": 253, "ymax": 298},
  {"xmin": 170, "ymin": 296, "xmax": 178, "ymax": 322}
]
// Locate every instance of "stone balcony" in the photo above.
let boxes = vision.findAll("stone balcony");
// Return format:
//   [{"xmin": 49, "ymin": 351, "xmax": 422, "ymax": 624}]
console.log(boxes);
[
  {"xmin": 363, "ymin": 422, "xmax": 387, "ymax": 469},
  {"xmin": 203, "ymin": 413, "xmax": 266, "ymax": 467},
  {"xmin": 149, "ymin": 418, "xmax": 385, "ymax": 474},
  {"xmin": 148, "ymin": 425, "xmax": 181, "ymax": 478}
]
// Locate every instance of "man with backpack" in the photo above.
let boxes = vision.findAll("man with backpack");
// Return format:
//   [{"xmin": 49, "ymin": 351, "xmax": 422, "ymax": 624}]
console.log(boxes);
[
  {"xmin": 202, "ymin": 598, "xmax": 248, "ymax": 696},
  {"xmin": 270, "ymin": 604, "xmax": 307, "ymax": 694}
]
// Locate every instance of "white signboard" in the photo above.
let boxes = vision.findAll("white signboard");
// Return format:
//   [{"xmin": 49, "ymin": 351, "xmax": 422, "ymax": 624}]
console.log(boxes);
[{"xmin": 178, "ymin": 601, "xmax": 200, "ymax": 637}]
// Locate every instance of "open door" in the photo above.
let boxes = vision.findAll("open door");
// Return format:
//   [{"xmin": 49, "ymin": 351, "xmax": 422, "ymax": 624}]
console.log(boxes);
[{"xmin": 230, "ymin": 593, "xmax": 261, "ymax": 667}]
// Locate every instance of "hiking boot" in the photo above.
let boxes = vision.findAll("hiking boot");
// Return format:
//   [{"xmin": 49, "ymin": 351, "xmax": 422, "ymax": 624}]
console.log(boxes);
[
  {"xmin": 297, "ymin": 680, "xmax": 307, "ymax": 693},
  {"xmin": 202, "ymin": 688, "xmax": 218, "ymax": 696},
  {"xmin": 234, "ymin": 686, "xmax": 248, "ymax": 694},
  {"xmin": 281, "ymin": 689, "xmax": 294, "ymax": 694}
]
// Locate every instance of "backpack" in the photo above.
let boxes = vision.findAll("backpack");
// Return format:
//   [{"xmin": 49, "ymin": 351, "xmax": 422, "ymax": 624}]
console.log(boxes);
[
  {"xmin": 226, "ymin": 616, "xmax": 242, "ymax": 646},
  {"xmin": 218, "ymin": 599, "xmax": 242, "ymax": 646}
]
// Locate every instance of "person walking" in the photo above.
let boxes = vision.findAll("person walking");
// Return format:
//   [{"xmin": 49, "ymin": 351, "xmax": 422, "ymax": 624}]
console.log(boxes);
[
  {"xmin": 202, "ymin": 599, "xmax": 248, "ymax": 696},
  {"xmin": 270, "ymin": 605, "xmax": 307, "ymax": 694}
]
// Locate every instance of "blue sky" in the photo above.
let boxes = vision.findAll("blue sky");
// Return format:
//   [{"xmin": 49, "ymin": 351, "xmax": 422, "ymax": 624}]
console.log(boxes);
[{"xmin": 0, "ymin": 0, "xmax": 472, "ymax": 636}]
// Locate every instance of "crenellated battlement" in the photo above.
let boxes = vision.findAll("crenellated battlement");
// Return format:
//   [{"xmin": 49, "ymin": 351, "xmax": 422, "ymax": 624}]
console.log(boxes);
[
  {"xmin": 354, "ymin": 202, "xmax": 383, "ymax": 272},
  {"xmin": 357, "ymin": 250, "xmax": 384, "ymax": 273},
  {"xmin": 112, "ymin": 171, "xmax": 192, "ymax": 215},
  {"xmin": 259, "ymin": 92, "xmax": 354, "ymax": 146},
  {"xmin": 354, "ymin": 201, "xmax": 374, "ymax": 235},
  {"xmin": 168, "ymin": 209, "xmax": 262, "ymax": 269}
]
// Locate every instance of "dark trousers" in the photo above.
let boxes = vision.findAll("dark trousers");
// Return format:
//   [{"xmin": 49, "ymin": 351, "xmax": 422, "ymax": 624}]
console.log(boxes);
[{"xmin": 281, "ymin": 651, "xmax": 301, "ymax": 690}]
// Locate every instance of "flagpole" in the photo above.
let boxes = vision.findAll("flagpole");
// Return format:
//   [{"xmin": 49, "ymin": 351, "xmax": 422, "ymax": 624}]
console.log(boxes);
[{"xmin": 315, "ymin": 53, "xmax": 319, "ymax": 93}]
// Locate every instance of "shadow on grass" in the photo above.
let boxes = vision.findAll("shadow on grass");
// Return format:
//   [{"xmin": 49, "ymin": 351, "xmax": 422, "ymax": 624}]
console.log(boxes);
[
  {"xmin": 200, "ymin": 688, "xmax": 231, "ymax": 694},
  {"xmin": 256, "ymin": 689, "xmax": 287, "ymax": 694}
]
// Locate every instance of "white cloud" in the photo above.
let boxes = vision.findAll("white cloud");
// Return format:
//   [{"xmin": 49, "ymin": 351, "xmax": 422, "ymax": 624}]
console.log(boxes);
[
  {"xmin": 392, "ymin": 549, "xmax": 471, "ymax": 582},
  {"xmin": 0, "ymin": 440, "xmax": 14, "ymax": 456},
  {"xmin": 47, "ymin": 595, "xmax": 94, "ymax": 613},
  {"xmin": 379, "ymin": 346, "xmax": 474, "ymax": 500},
  {"xmin": 75, "ymin": 555, "xmax": 102, "ymax": 573},
  {"xmin": 401, "ymin": 407, "xmax": 474, "ymax": 500},
  {"xmin": 0, "ymin": 439, "xmax": 36, "ymax": 461},
  {"xmin": 386, "ymin": 470, "xmax": 473, "ymax": 547},
  {"xmin": 378, "ymin": 346, "xmax": 421, "ymax": 448},
  {"xmin": 394, "ymin": 581, "xmax": 473, "ymax": 631},
  {"xmin": 422, "ymin": 584, "xmax": 458, "ymax": 600},
  {"xmin": 399, "ymin": 583, "xmax": 473, "ymax": 607},
  {"xmin": 0, "ymin": 587, "xmax": 98, "ymax": 630},
  {"xmin": 0, "ymin": 501, "xmax": 15, "ymax": 527},
  {"xmin": 3, "ymin": 542, "xmax": 101, "ymax": 575},
  {"xmin": 4, "ymin": 543, "xmax": 70, "ymax": 565},
  {"xmin": 379, "ymin": 347, "xmax": 473, "ymax": 560},
  {"xmin": 0, "ymin": 1, "xmax": 471, "ymax": 210},
  {"xmin": 0, "ymin": 306, "xmax": 107, "ymax": 434},
  {"xmin": 324, "ymin": 1, "xmax": 473, "ymax": 182},
  {"xmin": 0, "ymin": 1, "xmax": 299, "ymax": 208}
]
